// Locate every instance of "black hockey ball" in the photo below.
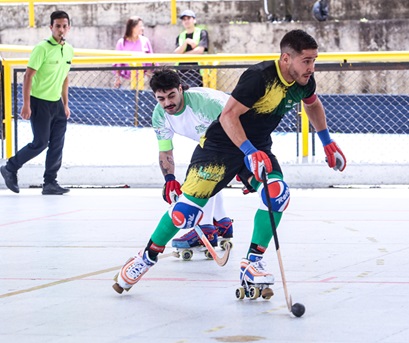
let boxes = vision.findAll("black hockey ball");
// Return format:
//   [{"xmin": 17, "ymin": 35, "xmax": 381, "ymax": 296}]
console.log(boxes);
[{"xmin": 291, "ymin": 303, "xmax": 305, "ymax": 317}]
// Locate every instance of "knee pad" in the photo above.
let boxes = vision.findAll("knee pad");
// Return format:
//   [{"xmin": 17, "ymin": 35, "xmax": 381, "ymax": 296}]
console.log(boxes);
[
  {"xmin": 260, "ymin": 179, "xmax": 290, "ymax": 212},
  {"xmin": 170, "ymin": 201, "xmax": 203, "ymax": 229}
]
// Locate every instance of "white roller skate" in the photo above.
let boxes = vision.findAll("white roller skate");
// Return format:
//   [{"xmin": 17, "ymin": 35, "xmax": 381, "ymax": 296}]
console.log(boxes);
[
  {"xmin": 171, "ymin": 225, "xmax": 218, "ymax": 261},
  {"xmin": 214, "ymin": 217, "xmax": 233, "ymax": 250},
  {"xmin": 112, "ymin": 250, "xmax": 156, "ymax": 294},
  {"xmin": 235, "ymin": 253, "xmax": 274, "ymax": 300}
]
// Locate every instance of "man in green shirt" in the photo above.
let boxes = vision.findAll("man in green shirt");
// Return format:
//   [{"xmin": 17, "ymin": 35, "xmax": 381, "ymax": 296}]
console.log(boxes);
[{"xmin": 1, "ymin": 10, "xmax": 74, "ymax": 195}]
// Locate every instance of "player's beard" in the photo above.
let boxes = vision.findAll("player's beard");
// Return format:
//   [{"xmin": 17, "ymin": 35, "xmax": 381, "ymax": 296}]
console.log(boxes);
[
  {"xmin": 294, "ymin": 72, "xmax": 312, "ymax": 86},
  {"xmin": 289, "ymin": 68, "xmax": 311, "ymax": 86}
]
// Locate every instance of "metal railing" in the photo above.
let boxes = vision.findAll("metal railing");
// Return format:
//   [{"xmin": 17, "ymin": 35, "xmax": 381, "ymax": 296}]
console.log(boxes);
[{"xmin": 1, "ymin": 49, "xmax": 409, "ymax": 162}]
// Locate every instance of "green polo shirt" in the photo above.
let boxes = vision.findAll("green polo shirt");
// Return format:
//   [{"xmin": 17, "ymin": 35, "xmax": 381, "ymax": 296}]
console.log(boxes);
[{"xmin": 28, "ymin": 36, "xmax": 74, "ymax": 102}]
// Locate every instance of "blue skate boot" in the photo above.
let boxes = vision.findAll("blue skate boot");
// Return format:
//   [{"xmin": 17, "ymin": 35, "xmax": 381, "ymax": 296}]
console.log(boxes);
[
  {"xmin": 214, "ymin": 217, "xmax": 233, "ymax": 250},
  {"xmin": 236, "ymin": 253, "xmax": 274, "ymax": 300},
  {"xmin": 171, "ymin": 224, "xmax": 218, "ymax": 261},
  {"xmin": 112, "ymin": 250, "xmax": 157, "ymax": 294}
]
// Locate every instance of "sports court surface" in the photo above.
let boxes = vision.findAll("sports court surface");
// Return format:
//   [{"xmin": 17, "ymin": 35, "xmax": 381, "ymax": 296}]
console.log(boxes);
[{"xmin": 1, "ymin": 186, "xmax": 408, "ymax": 342}]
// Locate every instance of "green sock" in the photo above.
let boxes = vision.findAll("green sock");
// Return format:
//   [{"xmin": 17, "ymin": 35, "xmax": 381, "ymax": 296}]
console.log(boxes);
[
  {"xmin": 151, "ymin": 212, "xmax": 180, "ymax": 246},
  {"xmin": 250, "ymin": 209, "xmax": 282, "ymax": 249}
]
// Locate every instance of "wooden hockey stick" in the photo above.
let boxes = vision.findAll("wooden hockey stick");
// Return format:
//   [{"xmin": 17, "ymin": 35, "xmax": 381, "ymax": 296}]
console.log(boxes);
[
  {"xmin": 194, "ymin": 225, "xmax": 230, "ymax": 267},
  {"xmin": 261, "ymin": 170, "xmax": 293, "ymax": 313}
]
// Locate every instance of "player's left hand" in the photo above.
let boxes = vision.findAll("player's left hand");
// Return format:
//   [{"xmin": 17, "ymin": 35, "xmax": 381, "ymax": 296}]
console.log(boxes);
[{"xmin": 324, "ymin": 141, "xmax": 346, "ymax": 172}]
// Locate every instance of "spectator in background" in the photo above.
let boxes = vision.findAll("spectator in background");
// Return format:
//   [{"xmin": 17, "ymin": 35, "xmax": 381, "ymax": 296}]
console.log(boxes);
[
  {"xmin": 114, "ymin": 16, "xmax": 154, "ymax": 88},
  {"xmin": 266, "ymin": 0, "xmax": 293, "ymax": 22},
  {"xmin": 1, "ymin": 11, "xmax": 73, "ymax": 195},
  {"xmin": 312, "ymin": 0, "xmax": 329, "ymax": 22},
  {"xmin": 174, "ymin": 9, "xmax": 209, "ymax": 87}
]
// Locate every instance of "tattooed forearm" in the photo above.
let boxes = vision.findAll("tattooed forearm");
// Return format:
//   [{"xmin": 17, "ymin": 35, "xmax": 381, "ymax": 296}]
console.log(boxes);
[{"xmin": 159, "ymin": 151, "xmax": 175, "ymax": 176}]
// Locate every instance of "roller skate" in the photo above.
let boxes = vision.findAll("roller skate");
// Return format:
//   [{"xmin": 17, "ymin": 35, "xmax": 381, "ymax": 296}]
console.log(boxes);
[
  {"xmin": 171, "ymin": 225, "xmax": 218, "ymax": 261},
  {"xmin": 112, "ymin": 250, "xmax": 157, "ymax": 294},
  {"xmin": 214, "ymin": 217, "xmax": 233, "ymax": 251},
  {"xmin": 235, "ymin": 253, "xmax": 274, "ymax": 300}
]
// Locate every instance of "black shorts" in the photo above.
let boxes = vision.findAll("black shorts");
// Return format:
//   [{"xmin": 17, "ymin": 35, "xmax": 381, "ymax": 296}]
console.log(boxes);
[{"xmin": 181, "ymin": 143, "xmax": 282, "ymax": 199}]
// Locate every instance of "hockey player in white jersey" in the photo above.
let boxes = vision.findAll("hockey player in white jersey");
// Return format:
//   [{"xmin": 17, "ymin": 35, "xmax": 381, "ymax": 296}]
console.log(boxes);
[{"xmin": 151, "ymin": 67, "xmax": 234, "ymax": 260}]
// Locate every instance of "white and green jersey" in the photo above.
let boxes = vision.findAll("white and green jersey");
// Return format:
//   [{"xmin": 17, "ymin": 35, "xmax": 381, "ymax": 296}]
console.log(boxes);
[{"xmin": 152, "ymin": 87, "xmax": 229, "ymax": 151}]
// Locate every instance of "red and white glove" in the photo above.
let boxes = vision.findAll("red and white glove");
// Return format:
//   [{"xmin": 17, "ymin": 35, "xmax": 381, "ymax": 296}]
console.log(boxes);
[
  {"xmin": 317, "ymin": 129, "xmax": 346, "ymax": 172},
  {"xmin": 324, "ymin": 141, "xmax": 346, "ymax": 172},
  {"xmin": 235, "ymin": 175, "xmax": 255, "ymax": 195},
  {"xmin": 162, "ymin": 174, "xmax": 182, "ymax": 204},
  {"xmin": 240, "ymin": 140, "xmax": 272, "ymax": 183}
]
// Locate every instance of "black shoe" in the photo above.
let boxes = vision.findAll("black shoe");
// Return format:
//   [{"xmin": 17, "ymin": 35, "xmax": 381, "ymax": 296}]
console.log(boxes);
[
  {"xmin": 42, "ymin": 182, "xmax": 70, "ymax": 195},
  {"xmin": 1, "ymin": 165, "xmax": 19, "ymax": 193},
  {"xmin": 267, "ymin": 14, "xmax": 279, "ymax": 22},
  {"xmin": 284, "ymin": 15, "xmax": 293, "ymax": 22}
]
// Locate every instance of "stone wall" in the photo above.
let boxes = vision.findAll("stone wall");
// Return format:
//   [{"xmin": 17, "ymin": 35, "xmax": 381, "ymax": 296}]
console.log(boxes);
[
  {"xmin": 1, "ymin": 0, "xmax": 409, "ymax": 55},
  {"xmin": 0, "ymin": 1, "xmax": 408, "ymax": 60},
  {"xmin": 1, "ymin": 0, "xmax": 408, "ymax": 28}
]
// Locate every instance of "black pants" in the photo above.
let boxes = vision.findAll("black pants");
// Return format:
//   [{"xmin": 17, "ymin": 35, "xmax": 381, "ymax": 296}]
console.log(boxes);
[{"xmin": 7, "ymin": 96, "xmax": 67, "ymax": 184}]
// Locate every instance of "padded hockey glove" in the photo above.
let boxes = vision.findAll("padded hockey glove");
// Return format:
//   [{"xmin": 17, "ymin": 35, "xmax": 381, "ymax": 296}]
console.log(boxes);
[
  {"xmin": 317, "ymin": 129, "xmax": 347, "ymax": 172},
  {"xmin": 324, "ymin": 141, "xmax": 346, "ymax": 171},
  {"xmin": 163, "ymin": 174, "xmax": 182, "ymax": 204},
  {"xmin": 240, "ymin": 140, "xmax": 272, "ymax": 183},
  {"xmin": 235, "ymin": 175, "xmax": 256, "ymax": 195}
]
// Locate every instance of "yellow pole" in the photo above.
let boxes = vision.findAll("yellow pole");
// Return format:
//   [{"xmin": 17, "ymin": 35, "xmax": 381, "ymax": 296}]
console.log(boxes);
[
  {"xmin": 301, "ymin": 102, "xmax": 309, "ymax": 157},
  {"xmin": 28, "ymin": 0, "xmax": 35, "ymax": 28},
  {"xmin": 209, "ymin": 62, "xmax": 219, "ymax": 90},
  {"xmin": 137, "ymin": 68, "xmax": 144, "ymax": 91},
  {"xmin": 171, "ymin": 0, "xmax": 177, "ymax": 25},
  {"xmin": 3, "ymin": 62, "xmax": 14, "ymax": 158},
  {"xmin": 202, "ymin": 62, "xmax": 209, "ymax": 88}
]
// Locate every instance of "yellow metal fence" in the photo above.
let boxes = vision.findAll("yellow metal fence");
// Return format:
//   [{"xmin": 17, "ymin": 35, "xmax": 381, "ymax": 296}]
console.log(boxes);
[{"xmin": 1, "ymin": 48, "xmax": 409, "ymax": 160}]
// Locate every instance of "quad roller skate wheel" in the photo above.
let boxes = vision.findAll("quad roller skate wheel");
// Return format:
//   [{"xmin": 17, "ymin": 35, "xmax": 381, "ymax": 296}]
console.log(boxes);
[
  {"xmin": 181, "ymin": 249, "xmax": 193, "ymax": 261},
  {"xmin": 235, "ymin": 287, "xmax": 245, "ymax": 300},
  {"xmin": 204, "ymin": 250, "xmax": 213, "ymax": 259},
  {"xmin": 220, "ymin": 240, "xmax": 233, "ymax": 251},
  {"xmin": 112, "ymin": 282, "xmax": 124, "ymax": 294},
  {"xmin": 261, "ymin": 287, "xmax": 274, "ymax": 300},
  {"xmin": 249, "ymin": 286, "xmax": 260, "ymax": 300}
]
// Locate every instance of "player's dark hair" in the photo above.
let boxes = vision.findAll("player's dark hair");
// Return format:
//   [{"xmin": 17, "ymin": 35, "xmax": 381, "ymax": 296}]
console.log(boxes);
[
  {"xmin": 50, "ymin": 11, "xmax": 70, "ymax": 26},
  {"xmin": 124, "ymin": 16, "xmax": 143, "ymax": 41},
  {"xmin": 149, "ymin": 67, "xmax": 189, "ymax": 93},
  {"xmin": 280, "ymin": 30, "xmax": 318, "ymax": 54}
]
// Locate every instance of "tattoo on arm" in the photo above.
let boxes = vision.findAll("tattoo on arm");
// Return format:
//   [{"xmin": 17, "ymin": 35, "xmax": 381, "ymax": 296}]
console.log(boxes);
[{"xmin": 159, "ymin": 155, "xmax": 175, "ymax": 176}]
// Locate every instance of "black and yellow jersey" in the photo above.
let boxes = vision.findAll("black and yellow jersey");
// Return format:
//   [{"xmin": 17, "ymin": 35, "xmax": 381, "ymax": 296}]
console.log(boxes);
[{"xmin": 204, "ymin": 60, "xmax": 316, "ymax": 152}]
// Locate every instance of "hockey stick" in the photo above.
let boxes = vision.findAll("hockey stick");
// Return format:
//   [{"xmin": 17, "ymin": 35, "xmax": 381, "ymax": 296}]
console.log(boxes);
[
  {"xmin": 261, "ymin": 170, "xmax": 305, "ymax": 317},
  {"xmin": 194, "ymin": 225, "xmax": 230, "ymax": 267}
]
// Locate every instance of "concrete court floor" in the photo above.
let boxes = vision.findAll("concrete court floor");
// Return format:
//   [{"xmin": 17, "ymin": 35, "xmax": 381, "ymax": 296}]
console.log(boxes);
[{"xmin": 0, "ymin": 186, "xmax": 408, "ymax": 343}]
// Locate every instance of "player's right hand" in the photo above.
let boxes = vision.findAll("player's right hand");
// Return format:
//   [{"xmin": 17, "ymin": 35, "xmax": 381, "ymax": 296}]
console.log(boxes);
[
  {"xmin": 20, "ymin": 104, "xmax": 31, "ymax": 120},
  {"xmin": 244, "ymin": 150, "xmax": 273, "ymax": 183},
  {"xmin": 163, "ymin": 174, "xmax": 182, "ymax": 204}
]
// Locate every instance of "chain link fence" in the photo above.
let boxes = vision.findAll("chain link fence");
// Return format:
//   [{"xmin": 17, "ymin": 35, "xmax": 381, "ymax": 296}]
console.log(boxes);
[{"xmin": 3, "ymin": 62, "xmax": 409, "ymax": 164}]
